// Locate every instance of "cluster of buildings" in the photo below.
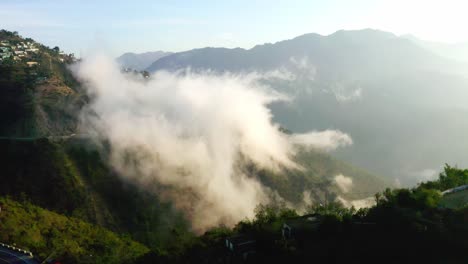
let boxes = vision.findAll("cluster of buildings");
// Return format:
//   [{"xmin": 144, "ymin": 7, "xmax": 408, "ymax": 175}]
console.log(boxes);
[
  {"xmin": 0, "ymin": 40, "xmax": 39, "ymax": 65},
  {"xmin": 224, "ymin": 214, "xmax": 377, "ymax": 262}
]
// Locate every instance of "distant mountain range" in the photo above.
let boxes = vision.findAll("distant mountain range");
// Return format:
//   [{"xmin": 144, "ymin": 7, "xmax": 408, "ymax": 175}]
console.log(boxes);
[
  {"xmin": 145, "ymin": 29, "xmax": 467, "ymax": 76},
  {"xmin": 137, "ymin": 29, "xmax": 468, "ymax": 185},
  {"xmin": 116, "ymin": 51, "xmax": 172, "ymax": 70},
  {"xmin": 403, "ymin": 34, "xmax": 468, "ymax": 63}
]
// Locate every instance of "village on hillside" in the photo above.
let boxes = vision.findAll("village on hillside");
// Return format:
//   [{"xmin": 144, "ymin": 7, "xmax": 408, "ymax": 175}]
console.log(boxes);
[
  {"xmin": 0, "ymin": 30, "xmax": 78, "ymax": 85},
  {"xmin": 0, "ymin": 30, "xmax": 77, "ymax": 63},
  {"xmin": 0, "ymin": 39, "xmax": 40, "ymax": 63}
]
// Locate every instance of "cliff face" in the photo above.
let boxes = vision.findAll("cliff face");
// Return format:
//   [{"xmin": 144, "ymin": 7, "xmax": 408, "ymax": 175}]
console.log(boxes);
[{"xmin": 32, "ymin": 76, "xmax": 83, "ymax": 137}]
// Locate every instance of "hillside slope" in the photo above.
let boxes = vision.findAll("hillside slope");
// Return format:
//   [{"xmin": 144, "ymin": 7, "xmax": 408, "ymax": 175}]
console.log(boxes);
[
  {"xmin": 0, "ymin": 138, "xmax": 192, "ymax": 253},
  {"xmin": 0, "ymin": 196, "xmax": 149, "ymax": 263},
  {"xmin": 0, "ymin": 30, "xmax": 83, "ymax": 137}
]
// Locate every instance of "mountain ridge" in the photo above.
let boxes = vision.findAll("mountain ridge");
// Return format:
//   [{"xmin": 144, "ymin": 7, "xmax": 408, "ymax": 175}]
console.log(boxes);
[
  {"xmin": 116, "ymin": 50, "xmax": 172, "ymax": 70},
  {"xmin": 143, "ymin": 28, "xmax": 468, "ymax": 185},
  {"xmin": 146, "ymin": 28, "xmax": 464, "ymax": 76}
]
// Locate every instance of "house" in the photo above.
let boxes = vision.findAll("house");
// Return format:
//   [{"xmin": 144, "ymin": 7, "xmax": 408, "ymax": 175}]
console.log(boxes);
[
  {"xmin": 441, "ymin": 185, "xmax": 468, "ymax": 195},
  {"xmin": 0, "ymin": 52, "xmax": 12, "ymax": 59},
  {"xmin": 36, "ymin": 77, "xmax": 48, "ymax": 83},
  {"xmin": 225, "ymin": 235, "xmax": 256, "ymax": 261},
  {"xmin": 27, "ymin": 61, "xmax": 38, "ymax": 67},
  {"xmin": 282, "ymin": 214, "xmax": 322, "ymax": 240}
]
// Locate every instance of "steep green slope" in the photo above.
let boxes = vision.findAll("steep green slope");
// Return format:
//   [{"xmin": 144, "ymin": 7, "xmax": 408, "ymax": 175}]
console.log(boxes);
[
  {"xmin": 0, "ymin": 138, "xmax": 91, "ymax": 218},
  {"xmin": 0, "ymin": 196, "xmax": 149, "ymax": 263},
  {"xmin": 0, "ymin": 138, "xmax": 193, "ymax": 253}
]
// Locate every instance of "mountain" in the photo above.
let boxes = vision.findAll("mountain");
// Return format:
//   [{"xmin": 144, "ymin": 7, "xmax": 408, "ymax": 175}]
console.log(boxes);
[
  {"xmin": 403, "ymin": 34, "xmax": 468, "ymax": 63},
  {"xmin": 147, "ymin": 29, "xmax": 466, "ymax": 76},
  {"xmin": 146, "ymin": 29, "xmax": 468, "ymax": 185},
  {"xmin": 0, "ymin": 29, "xmax": 388, "ymax": 261},
  {"xmin": 1, "ymin": 28, "xmax": 466, "ymax": 264},
  {"xmin": 116, "ymin": 51, "xmax": 172, "ymax": 70}
]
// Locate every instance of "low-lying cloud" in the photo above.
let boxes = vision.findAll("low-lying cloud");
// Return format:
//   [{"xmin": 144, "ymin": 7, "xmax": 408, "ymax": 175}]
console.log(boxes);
[
  {"xmin": 290, "ymin": 131, "xmax": 353, "ymax": 151},
  {"xmin": 73, "ymin": 54, "xmax": 353, "ymax": 232},
  {"xmin": 336, "ymin": 196, "xmax": 375, "ymax": 209},
  {"xmin": 334, "ymin": 174, "xmax": 354, "ymax": 193}
]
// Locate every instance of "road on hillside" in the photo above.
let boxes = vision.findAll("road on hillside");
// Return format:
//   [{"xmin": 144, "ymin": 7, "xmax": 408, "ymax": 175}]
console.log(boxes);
[
  {"xmin": 0, "ymin": 134, "xmax": 90, "ymax": 141},
  {"xmin": 0, "ymin": 246, "xmax": 38, "ymax": 264}
]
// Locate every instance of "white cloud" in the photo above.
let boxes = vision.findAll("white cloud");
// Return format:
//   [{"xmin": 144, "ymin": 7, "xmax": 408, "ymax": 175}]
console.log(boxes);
[
  {"xmin": 289, "ymin": 130, "xmax": 353, "ymax": 151},
  {"xmin": 407, "ymin": 168, "xmax": 439, "ymax": 183},
  {"xmin": 289, "ymin": 56, "xmax": 317, "ymax": 81},
  {"xmin": 334, "ymin": 174, "xmax": 353, "ymax": 193},
  {"xmin": 73, "ymin": 54, "xmax": 353, "ymax": 232},
  {"xmin": 114, "ymin": 18, "xmax": 208, "ymax": 28},
  {"xmin": 330, "ymin": 82, "xmax": 363, "ymax": 103},
  {"xmin": 336, "ymin": 196, "xmax": 375, "ymax": 209}
]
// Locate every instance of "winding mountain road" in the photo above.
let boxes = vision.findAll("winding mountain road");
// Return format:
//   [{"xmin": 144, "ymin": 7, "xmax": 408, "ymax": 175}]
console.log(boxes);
[
  {"xmin": 0, "ymin": 134, "xmax": 89, "ymax": 141},
  {"xmin": 0, "ymin": 246, "xmax": 38, "ymax": 264}
]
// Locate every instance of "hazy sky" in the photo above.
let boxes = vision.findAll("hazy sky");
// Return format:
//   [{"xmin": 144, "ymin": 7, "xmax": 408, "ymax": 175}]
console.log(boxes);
[{"xmin": 1, "ymin": 0, "xmax": 467, "ymax": 56}]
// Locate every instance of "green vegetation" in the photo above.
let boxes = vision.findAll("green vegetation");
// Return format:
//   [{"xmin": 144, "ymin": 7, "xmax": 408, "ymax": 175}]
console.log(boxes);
[
  {"xmin": 419, "ymin": 164, "xmax": 468, "ymax": 191},
  {"xmin": 0, "ymin": 137, "xmax": 387, "ymax": 260},
  {"xmin": 158, "ymin": 165, "xmax": 468, "ymax": 263},
  {"xmin": 0, "ymin": 138, "xmax": 194, "ymax": 255},
  {"xmin": 0, "ymin": 196, "xmax": 149, "ymax": 263}
]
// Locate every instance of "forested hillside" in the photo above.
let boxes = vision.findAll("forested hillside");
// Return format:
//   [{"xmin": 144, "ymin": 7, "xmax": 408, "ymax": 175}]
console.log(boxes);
[
  {"xmin": 0, "ymin": 197, "xmax": 149, "ymax": 263},
  {"xmin": 149, "ymin": 166, "xmax": 467, "ymax": 263}
]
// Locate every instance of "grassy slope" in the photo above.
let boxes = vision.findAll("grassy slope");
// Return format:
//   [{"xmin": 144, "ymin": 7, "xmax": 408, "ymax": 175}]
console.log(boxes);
[{"xmin": 0, "ymin": 196, "xmax": 149, "ymax": 263}]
